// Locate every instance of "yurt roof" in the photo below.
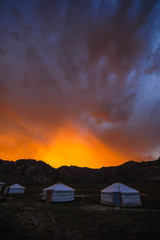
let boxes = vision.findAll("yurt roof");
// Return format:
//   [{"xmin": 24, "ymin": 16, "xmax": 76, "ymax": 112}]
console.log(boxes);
[
  {"xmin": 7, "ymin": 183, "xmax": 25, "ymax": 189},
  {"xmin": 44, "ymin": 182, "xmax": 75, "ymax": 191},
  {"xmin": 101, "ymin": 183, "xmax": 139, "ymax": 193}
]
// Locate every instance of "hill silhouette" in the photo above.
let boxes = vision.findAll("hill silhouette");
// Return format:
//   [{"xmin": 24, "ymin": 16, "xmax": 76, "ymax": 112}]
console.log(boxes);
[{"xmin": 0, "ymin": 158, "xmax": 160, "ymax": 186}]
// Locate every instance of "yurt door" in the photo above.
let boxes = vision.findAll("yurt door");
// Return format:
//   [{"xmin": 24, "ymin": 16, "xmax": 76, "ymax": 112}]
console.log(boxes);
[
  {"xmin": 46, "ymin": 190, "xmax": 53, "ymax": 202},
  {"xmin": 113, "ymin": 192, "xmax": 121, "ymax": 207}
]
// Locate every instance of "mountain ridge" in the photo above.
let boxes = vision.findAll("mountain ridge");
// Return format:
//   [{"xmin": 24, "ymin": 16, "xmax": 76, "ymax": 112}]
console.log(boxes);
[{"xmin": 0, "ymin": 158, "xmax": 160, "ymax": 186}]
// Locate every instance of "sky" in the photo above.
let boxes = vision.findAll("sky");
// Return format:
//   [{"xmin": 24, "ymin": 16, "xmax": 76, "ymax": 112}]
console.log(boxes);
[{"xmin": 0, "ymin": 0, "xmax": 160, "ymax": 168}]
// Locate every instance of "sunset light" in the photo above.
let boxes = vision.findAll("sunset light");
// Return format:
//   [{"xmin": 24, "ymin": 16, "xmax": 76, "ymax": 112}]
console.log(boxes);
[
  {"xmin": 36, "ymin": 127, "xmax": 125, "ymax": 168},
  {"xmin": 0, "ymin": 125, "xmax": 124, "ymax": 168}
]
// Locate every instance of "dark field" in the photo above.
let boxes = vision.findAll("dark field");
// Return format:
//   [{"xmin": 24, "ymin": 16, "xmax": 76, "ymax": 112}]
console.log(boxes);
[{"xmin": 0, "ymin": 184, "xmax": 160, "ymax": 240}]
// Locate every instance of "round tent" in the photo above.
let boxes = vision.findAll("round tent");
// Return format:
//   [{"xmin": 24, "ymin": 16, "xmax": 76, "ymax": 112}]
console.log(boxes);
[
  {"xmin": 4, "ymin": 183, "xmax": 25, "ymax": 194},
  {"xmin": 42, "ymin": 182, "xmax": 75, "ymax": 203},
  {"xmin": 101, "ymin": 183, "xmax": 142, "ymax": 207}
]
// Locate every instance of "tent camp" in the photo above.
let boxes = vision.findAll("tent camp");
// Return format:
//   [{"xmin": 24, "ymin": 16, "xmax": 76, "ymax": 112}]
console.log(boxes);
[
  {"xmin": 101, "ymin": 183, "xmax": 142, "ymax": 207},
  {"xmin": 0, "ymin": 182, "xmax": 5, "ymax": 191},
  {"xmin": 4, "ymin": 184, "xmax": 25, "ymax": 194},
  {"xmin": 42, "ymin": 182, "xmax": 75, "ymax": 203}
]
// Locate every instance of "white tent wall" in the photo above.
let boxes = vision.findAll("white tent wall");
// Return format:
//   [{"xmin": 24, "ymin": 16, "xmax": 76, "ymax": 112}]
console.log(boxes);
[
  {"xmin": 4, "ymin": 184, "xmax": 25, "ymax": 194},
  {"xmin": 101, "ymin": 192, "xmax": 141, "ymax": 207},
  {"xmin": 101, "ymin": 193, "xmax": 114, "ymax": 206},
  {"xmin": 101, "ymin": 183, "xmax": 142, "ymax": 207},
  {"xmin": 121, "ymin": 193, "xmax": 142, "ymax": 207},
  {"xmin": 51, "ymin": 191, "xmax": 74, "ymax": 202},
  {"xmin": 42, "ymin": 183, "xmax": 75, "ymax": 202},
  {"xmin": 43, "ymin": 189, "xmax": 75, "ymax": 202},
  {"xmin": 5, "ymin": 188, "xmax": 25, "ymax": 194}
]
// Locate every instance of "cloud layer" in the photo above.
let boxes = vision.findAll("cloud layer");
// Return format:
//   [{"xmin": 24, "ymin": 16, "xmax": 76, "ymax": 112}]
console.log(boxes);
[{"xmin": 0, "ymin": 0, "xmax": 160, "ymax": 166}]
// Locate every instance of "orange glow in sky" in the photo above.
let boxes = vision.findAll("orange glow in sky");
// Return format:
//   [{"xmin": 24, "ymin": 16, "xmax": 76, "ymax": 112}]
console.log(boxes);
[{"xmin": 0, "ymin": 125, "xmax": 124, "ymax": 168}]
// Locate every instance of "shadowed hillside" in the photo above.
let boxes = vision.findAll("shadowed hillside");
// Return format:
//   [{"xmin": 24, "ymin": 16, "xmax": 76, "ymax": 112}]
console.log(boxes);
[{"xmin": 0, "ymin": 158, "xmax": 160, "ymax": 186}]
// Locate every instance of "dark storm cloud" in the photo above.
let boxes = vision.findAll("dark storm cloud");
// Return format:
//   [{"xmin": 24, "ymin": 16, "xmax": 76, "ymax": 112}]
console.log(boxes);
[
  {"xmin": 0, "ymin": 0, "xmax": 160, "ymax": 160},
  {"xmin": 87, "ymin": 0, "xmax": 158, "ymax": 76},
  {"xmin": 12, "ymin": 7, "xmax": 22, "ymax": 22},
  {"xmin": 0, "ymin": 47, "xmax": 6, "ymax": 55}
]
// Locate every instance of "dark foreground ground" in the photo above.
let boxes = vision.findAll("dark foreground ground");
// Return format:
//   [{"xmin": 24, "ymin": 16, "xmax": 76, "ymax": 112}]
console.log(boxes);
[{"xmin": 0, "ymin": 184, "xmax": 160, "ymax": 240}]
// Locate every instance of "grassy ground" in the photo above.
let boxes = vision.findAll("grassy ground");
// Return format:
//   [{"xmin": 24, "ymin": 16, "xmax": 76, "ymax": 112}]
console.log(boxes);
[{"xmin": 0, "ymin": 184, "xmax": 160, "ymax": 240}]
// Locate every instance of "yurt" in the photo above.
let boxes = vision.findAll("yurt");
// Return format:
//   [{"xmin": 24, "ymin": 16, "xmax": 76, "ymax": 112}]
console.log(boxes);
[
  {"xmin": 42, "ymin": 182, "xmax": 75, "ymax": 203},
  {"xmin": 4, "ymin": 184, "xmax": 25, "ymax": 194},
  {"xmin": 0, "ymin": 182, "xmax": 5, "ymax": 191},
  {"xmin": 101, "ymin": 183, "xmax": 142, "ymax": 207}
]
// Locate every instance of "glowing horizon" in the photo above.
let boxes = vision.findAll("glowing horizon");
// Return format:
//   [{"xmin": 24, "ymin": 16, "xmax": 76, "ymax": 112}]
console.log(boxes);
[{"xmin": 0, "ymin": 125, "xmax": 126, "ymax": 168}]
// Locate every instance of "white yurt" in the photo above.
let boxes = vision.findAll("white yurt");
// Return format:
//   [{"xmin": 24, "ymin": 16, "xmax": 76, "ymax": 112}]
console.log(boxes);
[
  {"xmin": 4, "ymin": 183, "xmax": 25, "ymax": 194},
  {"xmin": 101, "ymin": 183, "xmax": 142, "ymax": 207},
  {"xmin": 42, "ymin": 182, "xmax": 75, "ymax": 203},
  {"xmin": 0, "ymin": 182, "xmax": 5, "ymax": 191}
]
